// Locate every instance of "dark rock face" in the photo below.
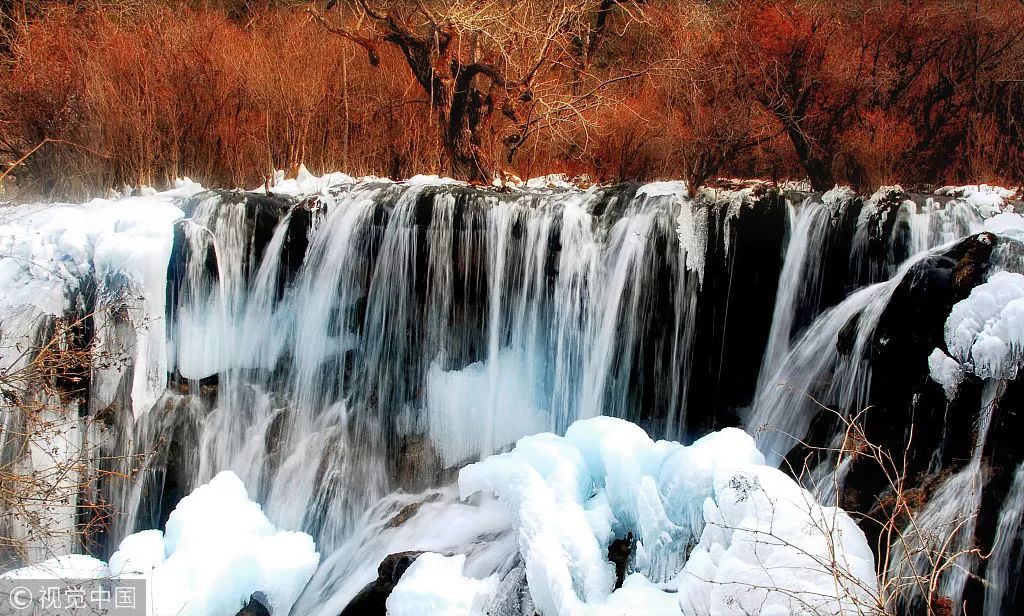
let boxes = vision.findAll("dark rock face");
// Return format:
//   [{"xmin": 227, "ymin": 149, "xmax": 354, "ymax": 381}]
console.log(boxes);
[
  {"xmin": 794, "ymin": 232, "xmax": 1024, "ymax": 616},
  {"xmin": 236, "ymin": 593, "xmax": 271, "ymax": 616},
  {"xmin": 685, "ymin": 190, "xmax": 788, "ymax": 434},
  {"xmin": 338, "ymin": 551, "xmax": 425, "ymax": 616},
  {"xmin": 864, "ymin": 233, "xmax": 997, "ymax": 479},
  {"xmin": 608, "ymin": 532, "xmax": 635, "ymax": 590}
]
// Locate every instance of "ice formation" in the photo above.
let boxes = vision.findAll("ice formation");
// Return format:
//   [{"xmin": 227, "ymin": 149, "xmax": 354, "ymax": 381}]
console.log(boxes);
[
  {"xmin": 5, "ymin": 471, "xmax": 320, "ymax": 616},
  {"xmin": 0, "ymin": 179, "xmax": 200, "ymax": 417},
  {"xmin": 386, "ymin": 553, "xmax": 500, "ymax": 615},
  {"xmin": 425, "ymin": 350, "xmax": 548, "ymax": 466},
  {"xmin": 928, "ymin": 347, "xmax": 965, "ymax": 399},
  {"xmin": 113, "ymin": 471, "xmax": 320, "ymax": 616},
  {"xmin": 944, "ymin": 271, "xmax": 1024, "ymax": 380},
  {"xmin": 450, "ymin": 416, "xmax": 877, "ymax": 615}
]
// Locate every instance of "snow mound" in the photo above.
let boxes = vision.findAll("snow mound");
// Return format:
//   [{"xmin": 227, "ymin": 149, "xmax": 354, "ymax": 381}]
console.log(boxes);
[
  {"xmin": 3, "ymin": 472, "xmax": 319, "ymax": 615},
  {"xmin": 678, "ymin": 466, "xmax": 877, "ymax": 616},
  {"xmin": 944, "ymin": 271, "xmax": 1024, "ymax": 380},
  {"xmin": 456, "ymin": 416, "xmax": 877, "ymax": 615},
  {"xmin": 386, "ymin": 553, "xmax": 499, "ymax": 615},
  {"xmin": 108, "ymin": 471, "xmax": 320, "ymax": 616}
]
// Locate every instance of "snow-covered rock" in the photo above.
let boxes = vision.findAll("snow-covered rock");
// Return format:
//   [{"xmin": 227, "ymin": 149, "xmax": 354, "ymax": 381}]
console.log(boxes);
[
  {"xmin": 0, "ymin": 184, "xmax": 197, "ymax": 417},
  {"xmin": 454, "ymin": 416, "xmax": 877, "ymax": 615},
  {"xmin": 944, "ymin": 271, "xmax": 1024, "ymax": 380}
]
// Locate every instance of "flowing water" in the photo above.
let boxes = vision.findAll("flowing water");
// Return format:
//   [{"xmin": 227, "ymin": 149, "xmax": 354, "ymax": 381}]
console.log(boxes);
[{"xmin": 3, "ymin": 179, "xmax": 1019, "ymax": 613}]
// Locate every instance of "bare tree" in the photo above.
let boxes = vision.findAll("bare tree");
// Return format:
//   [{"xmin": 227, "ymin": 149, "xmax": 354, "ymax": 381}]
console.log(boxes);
[{"xmin": 313, "ymin": 0, "xmax": 650, "ymax": 181}]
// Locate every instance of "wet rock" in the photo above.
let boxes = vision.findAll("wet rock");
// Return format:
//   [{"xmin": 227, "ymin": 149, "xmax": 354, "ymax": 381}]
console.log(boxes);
[
  {"xmin": 384, "ymin": 502, "xmax": 424, "ymax": 530},
  {"xmin": 608, "ymin": 532, "xmax": 635, "ymax": 590},
  {"xmin": 865, "ymin": 187, "xmax": 909, "ymax": 262},
  {"xmin": 339, "ymin": 551, "xmax": 424, "ymax": 616},
  {"xmin": 951, "ymin": 231, "xmax": 996, "ymax": 299},
  {"xmin": 394, "ymin": 434, "xmax": 448, "ymax": 492},
  {"xmin": 836, "ymin": 311, "xmax": 861, "ymax": 356},
  {"xmin": 236, "ymin": 592, "xmax": 271, "ymax": 616}
]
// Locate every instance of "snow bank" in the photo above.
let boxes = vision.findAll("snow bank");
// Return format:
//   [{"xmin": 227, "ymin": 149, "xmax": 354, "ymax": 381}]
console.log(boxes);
[
  {"xmin": 944, "ymin": 271, "xmax": 1024, "ymax": 380},
  {"xmin": 386, "ymin": 553, "xmax": 499, "ymax": 615},
  {"xmin": 1, "ymin": 554, "xmax": 109, "ymax": 580},
  {"xmin": 6, "ymin": 471, "xmax": 320, "ymax": 616},
  {"xmin": 936, "ymin": 184, "xmax": 1018, "ymax": 215},
  {"xmin": 261, "ymin": 165, "xmax": 357, "ymax": 195},
  {"xmin": 524, "ymin": 174, "xmax": 586, "ymax": 190},
  {"xmin": 637, "ymin": 181, "xmax": 687, "ymax": 199},
  {"xmin": 984, "ymin": 212, "xmax": 1024, "ymax": 236},
  {"xmin": 454, "ymin": 416, "xmax": 877, "ymax": 615},
  {"xmin": 405, "ymin": 174, "xmax": 467, "ymax": 187}
]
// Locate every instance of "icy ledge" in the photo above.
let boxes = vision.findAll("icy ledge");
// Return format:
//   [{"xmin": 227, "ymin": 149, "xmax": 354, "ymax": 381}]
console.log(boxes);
[
  {"xmin": 2, "ymin": 471, "xmax": 320, "ymax": 616},
  {"xmin": 931, "ymin": 270, "xmax": 1024, "ymax": 396},
  {"xmin": 390, "ymin": 416, "xmax": 878, "ymax": 616}
]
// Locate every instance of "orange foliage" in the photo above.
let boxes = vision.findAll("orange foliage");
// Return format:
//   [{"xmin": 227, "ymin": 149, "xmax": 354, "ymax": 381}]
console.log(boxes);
[{"xmin": 1, "ymin": 1, "xmax": 1024, "ymax": 197}]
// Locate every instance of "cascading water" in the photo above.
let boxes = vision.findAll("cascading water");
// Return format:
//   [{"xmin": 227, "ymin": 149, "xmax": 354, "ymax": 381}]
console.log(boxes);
[
  {"xmin": 106, "ymin": 180, "xmax": 717, "ymax": 565},
  {"xmin": 886, "ymin": 381, "xmax": 1000, "ymax": 614},
  {"xmin": 3, "ymin": 175, "xmax": 1023, "ymax": 615},
  {"xmin": 749, "ymin": 187, "xmax": 990, "ymax": 466},
  {"xmin": 985, "ymin": 462, "xmax": 1024, "ymax": 616}
]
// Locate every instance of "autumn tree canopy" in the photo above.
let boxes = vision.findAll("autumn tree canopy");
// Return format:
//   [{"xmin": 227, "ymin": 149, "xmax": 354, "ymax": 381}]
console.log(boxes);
[{"xmin": 1, "ymin": 0, "xmax": 1024, "ymax": 197}]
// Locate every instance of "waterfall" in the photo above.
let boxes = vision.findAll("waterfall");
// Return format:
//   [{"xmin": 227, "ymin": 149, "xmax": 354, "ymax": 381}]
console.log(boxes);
[
  {"xmin": 3, "ymin": 176, "xmax": 1023, "ymax": 614},
  {"xmin": 886, "ymin": 381, "xmax": 1001, "ymax": 614},
  {"xmin": 755, "ymin": 198, "xmax": 836, "ymax": 394},
  {"xmin": 107, "ymin": 181, "xmax": 717, "ymax": 560},
  {"xmin": 984, "ymin": 462, "xmax": 1024, "ymax": 616},
  {"xmin": 748, "ymin": 187, "xmax": 991, "ymax": 468},
  {"xmin": 746, "ymin": 261, "xmax": 911, "ymax": 466}
]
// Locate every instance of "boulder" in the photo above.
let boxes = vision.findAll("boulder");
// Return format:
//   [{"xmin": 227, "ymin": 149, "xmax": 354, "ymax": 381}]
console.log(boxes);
[{"xmin": 338, "ymin": 551, "xmax": 424, "ymax": 616}]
